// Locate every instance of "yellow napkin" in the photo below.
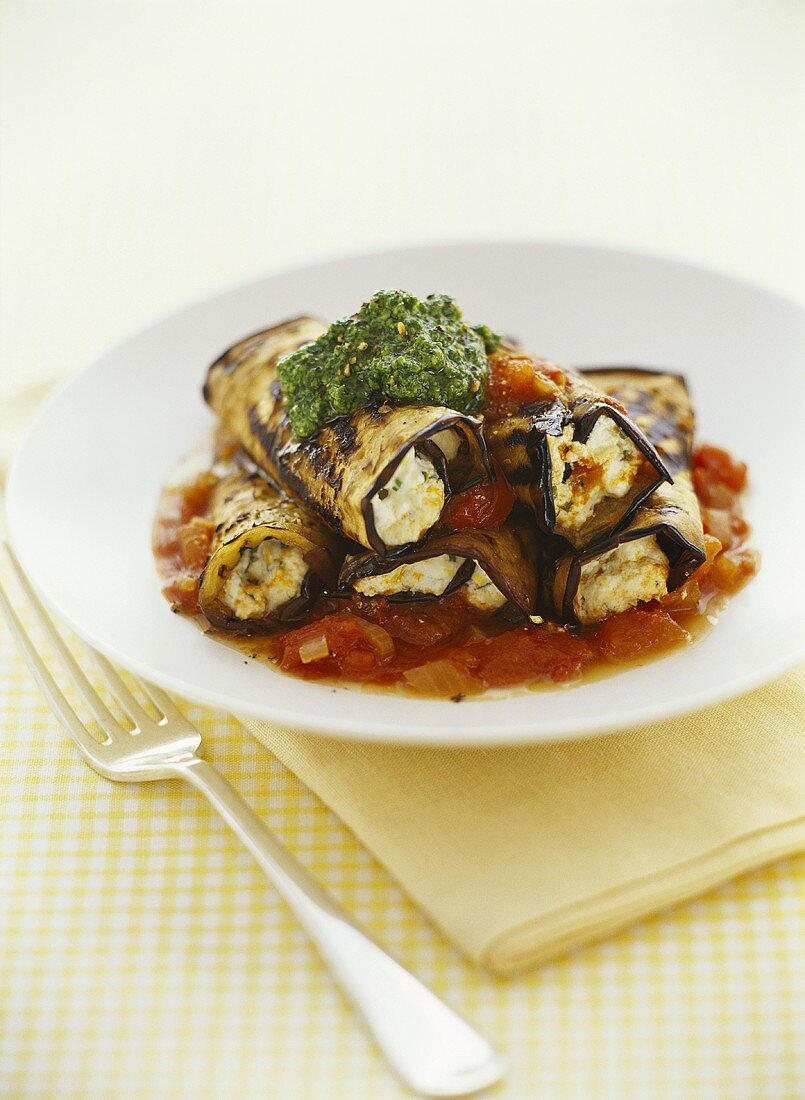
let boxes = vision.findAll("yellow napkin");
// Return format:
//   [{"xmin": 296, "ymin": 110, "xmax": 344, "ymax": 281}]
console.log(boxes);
[{"xmin": 245, "ymin": 668, "xmax": 805, "ymax": 975}]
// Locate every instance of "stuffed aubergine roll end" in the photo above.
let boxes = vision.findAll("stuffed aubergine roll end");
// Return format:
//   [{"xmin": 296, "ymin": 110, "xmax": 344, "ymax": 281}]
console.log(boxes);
[
  {"xmin": 485, "ymin": 349, "xmax": 672, "ymax": 550},
  {"xmin": 198, "ymin": 471, "xmax": 343, "ymax": 632},
  {"xmin": 544, "ymin": 368, "xmax": 707, "ymax": 625},
  {"xmin": 339, "ymin": 517, "xmax": 540, "ymax": 617},
  {"xmin": 547, "ymin": 472, "xmax": 706, "ymax": 624}
]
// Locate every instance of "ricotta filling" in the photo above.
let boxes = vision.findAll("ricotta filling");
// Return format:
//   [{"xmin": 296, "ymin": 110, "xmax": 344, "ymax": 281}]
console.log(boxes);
[
  {"xmin": 353, "ymin": 555, "xmax": 507, "ymax": 611},
  {"xmin": 548, "ymin": 417, "xmax": 642, "ymax": 533},
  {"xmin": 371, "ymin": 447, "xmax": 445, "ymax": 547},
  {"xmin": 222, "ymin": 538, "xmax": 308, "ymax": 619},
  {"xmin": 464, "ymin": 566, "xmax": 508, "ymax": 611},
  {"xmin": 574, "ymin": 535, "xmax": 670, "ymax": 624},
  {"xmin": 353, "ymin": 554, "xmax": 464, "ymax": 599}
]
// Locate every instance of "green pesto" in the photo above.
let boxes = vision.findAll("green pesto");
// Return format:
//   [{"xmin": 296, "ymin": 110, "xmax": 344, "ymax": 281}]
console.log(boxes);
[
  {"xmin": 277, "ymin": 289, "xmax": 500, "ymax": 439},
  {"xmin": 472, "ymin": 323, "xmax": 502, "ymax": 354}
]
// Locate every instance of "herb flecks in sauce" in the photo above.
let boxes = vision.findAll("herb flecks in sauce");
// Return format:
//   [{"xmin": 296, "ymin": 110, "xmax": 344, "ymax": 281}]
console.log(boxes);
[{"xmin": 277, "ymin": 290, "xmax": 499, "ymax": 439}]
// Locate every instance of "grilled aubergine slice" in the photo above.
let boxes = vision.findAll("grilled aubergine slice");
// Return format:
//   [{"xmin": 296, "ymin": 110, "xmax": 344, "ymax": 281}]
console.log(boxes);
[
  {"xmin": 339, "ymin": 515, "xmax": 539, "ymax": 617},
  {"xmin": 485, "ymin": 348, "xmax": 671, "ymax": 550},
  {"xmin": 198, "ymin": 469, "xmax": 343, "ymax": 633},
  {"xmin": 543, "ymin": 368, "xmax": 706, "ymax": 625},
  {"xmin": 203, "ymin": 317, "xmax": 492, "ymax": 554}
]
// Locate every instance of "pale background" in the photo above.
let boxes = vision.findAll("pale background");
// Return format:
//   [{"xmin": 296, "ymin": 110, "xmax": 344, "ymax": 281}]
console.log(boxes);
[{"xmin": 1, "ymin": 0, "xmax": 804, "ymax": 402}]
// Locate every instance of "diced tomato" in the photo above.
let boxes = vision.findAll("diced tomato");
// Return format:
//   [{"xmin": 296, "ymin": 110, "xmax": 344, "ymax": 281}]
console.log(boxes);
[
  {"xmin": 701, "ymin": 507, "xmax": 733, "ymax": 547},
  {"xmin": 693, "ymin": 469, "xmax": 733, "ymax": 509},
  {"xmin": 709, "ymin": 547, "xmax": 760, "ymax": 594},
  {"xmin": 179, "ymin": 516, "xmax": 215, "ymax": 570},
  {"xmin": 468, "ymin": 624, "xmax": 596, "ymax": 686},
  {"xmin": 692, "ymin": 444, "xmax": 747, "ymax": 507},
  {"xmin": 279, "ymin": 612, "xmax": 395, "ymax": 679},
  {"xmin": 701, "ymin": 534, "xmax": 723, "ymax": 568},
  {"xmin": 484, "ymin": 351, "xmax": 560, "ymax": 421},
  {"xmin": 659, "ymin": 578, "xmax": 702, "ymax": 612},
  {"xmin": 694, "ymin": 444, "xmax": 747, "ymax": 491},
  {"xmin": 701, "ymin": 507, "xmax": 750, "ymax": 550},
  {"xmin": 729, "ymin": 513, "xmax": 749, "ymax": 540},
  {"xmin": 597, "ymin": 607, "xmax": 689, "ymax": 661},
  {"xmin": 441, "ymin": 467, "xmax": 515, "ymax": 530},
  {"xmin": 162, "ymin": 574, "xmax": 200, "ymax": 615}
]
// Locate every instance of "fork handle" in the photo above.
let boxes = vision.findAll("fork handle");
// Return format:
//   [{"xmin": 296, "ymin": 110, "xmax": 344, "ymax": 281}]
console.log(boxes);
[{"xmin": 175, "ymin": 755, "xmax": 504, "ymax": 1097}]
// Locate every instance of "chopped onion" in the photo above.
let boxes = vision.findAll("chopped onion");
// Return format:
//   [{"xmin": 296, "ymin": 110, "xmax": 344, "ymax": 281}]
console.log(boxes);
[
  {"xmin": 659, "ymin": 579, "xmax": 701, "ymax": 612},
  {"xmin": 354, "ymin": 618, "xmax": 395, "ymax": 661},
  {"xmin": 403, "ymin": 659, "xmax": 479, "ymax": 698},
  {"xmin": 298, "ymin": 632, "xmax": 330, "ymax": 665}
]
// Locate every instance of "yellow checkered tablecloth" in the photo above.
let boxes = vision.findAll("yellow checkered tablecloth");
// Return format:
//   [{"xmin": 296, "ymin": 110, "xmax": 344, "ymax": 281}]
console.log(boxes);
[{"xmin": 1, "ymin": 616, "xmax": 803, "ymax": 1099}]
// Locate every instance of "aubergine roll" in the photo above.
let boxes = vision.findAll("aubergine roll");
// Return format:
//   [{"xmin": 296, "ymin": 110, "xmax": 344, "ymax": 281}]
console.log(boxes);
[
  {"xmin": 544, "ymin": 369, "xmax": 706, "ymax": 625},
  {"xmin": 580, "ymin": 367, "xmax": 694, "ymax": 477},
  {"xmin": 339, "ymin": 518, "xmax": 539, "ymax": 617},
  {"xmin": 203, "ymin": 317, "xmax": 492, "ymax": 554},
  {"xmin": 485, "ymin": 349, "xmax": 671, "ymax": 550},
  {"xmin": 198, "ymin": 470, "xmax": 343, "ymax": 632}
]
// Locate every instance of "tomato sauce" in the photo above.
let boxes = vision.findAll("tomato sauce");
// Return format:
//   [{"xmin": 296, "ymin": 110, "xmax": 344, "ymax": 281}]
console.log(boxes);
[
  {"xmin": 153, "ymin": 442, "xmax": 758, "ymax": 700},
  {"xmin": 152, "ymin": 472, "xmax": 217, "ymax": 615}
]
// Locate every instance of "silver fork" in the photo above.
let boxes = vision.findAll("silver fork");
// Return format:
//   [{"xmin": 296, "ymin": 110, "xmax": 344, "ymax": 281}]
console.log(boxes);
[{"xmin": 0, "ymin": 543, "xmax": 504, "ymax": 1098}]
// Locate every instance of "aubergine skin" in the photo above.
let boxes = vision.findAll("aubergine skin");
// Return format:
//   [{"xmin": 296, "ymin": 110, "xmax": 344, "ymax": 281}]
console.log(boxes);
[
  {"xmin": 339, "ymin": 515, "xmax": 540, "ymax": 616},
  {"xmin": 543, "ymin": 368, "xmax": 707, "ymax": 624},
  {"xmin": 203, "ymin": 317, "xmax": 492, "ymax": 554},
  {"xmin": 485, "ymin": 351, "xmax": 671, "ymax": 551},
  {"xmin": 198, "ymin": 470, "xmax": 344, "ymax": 633},
  {"xmin": 580, "ymin": 368, "xmax": 693, "ymax": 475}
]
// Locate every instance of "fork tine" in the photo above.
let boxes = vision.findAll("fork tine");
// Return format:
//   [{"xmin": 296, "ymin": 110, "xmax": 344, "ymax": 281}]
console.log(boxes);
[
  {"xmin": 138, "ymin": 680, "xmax": 189, "ymax": 725},
  {"xmin": 0, "ymin": 573, "xmax": 105, "ymax": 756},
  {"xmin": 90, "ymin": 651, "xmax": 155, "ymax": 730},
  {"xmin": 3, "ymin": 544, "xmax": 124, "ymax": 735}
]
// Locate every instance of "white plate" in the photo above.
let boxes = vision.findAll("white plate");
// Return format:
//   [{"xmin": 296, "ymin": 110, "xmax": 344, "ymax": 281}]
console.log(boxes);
[{"xmin": 6, "ymin": 242, "xmax": 805, "ymax": 744}]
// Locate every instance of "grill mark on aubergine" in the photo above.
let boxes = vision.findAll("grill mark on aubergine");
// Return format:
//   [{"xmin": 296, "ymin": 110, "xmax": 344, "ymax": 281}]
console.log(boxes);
[
  {"xmin": 247, "ymin": 403, "xmax": 283, "ymax": 468},
  {"xmin": 329, "ymin": 417, "xmax": 358, "ymax": 454},
  {"xmin": 299, "ymin": 433, "xmax": 344, "ymax": 492},
  {"xmin": 507, "ymin": 463, "xmax": 537, "ymax": 486},
  {"xmin": 502, "ymin": 426, "xmax": 535, "ymax": 447},
  {"xmin": 245, "ymin": 403, "xmax": 347, "ymax": 538}
]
